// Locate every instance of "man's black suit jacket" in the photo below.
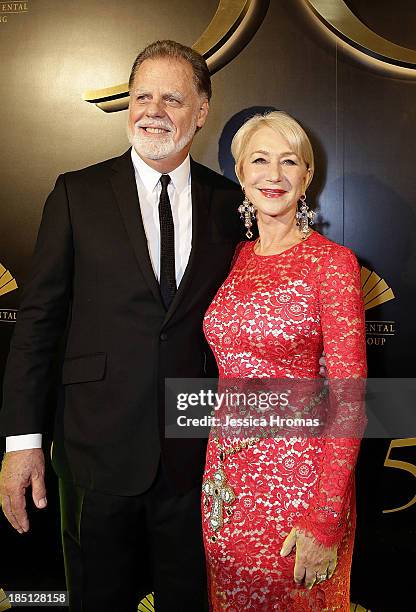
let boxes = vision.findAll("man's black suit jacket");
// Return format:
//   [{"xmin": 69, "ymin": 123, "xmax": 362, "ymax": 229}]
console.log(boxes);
[{"xmin": 0, "ymin": 149, "xmax": 243, "ymax": 495}]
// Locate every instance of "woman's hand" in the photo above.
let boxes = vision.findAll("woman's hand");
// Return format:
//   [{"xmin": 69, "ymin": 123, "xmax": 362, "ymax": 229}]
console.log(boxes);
[{"xmin": 280, "ymin": 527, "xmax": 337, "ymax": 589}]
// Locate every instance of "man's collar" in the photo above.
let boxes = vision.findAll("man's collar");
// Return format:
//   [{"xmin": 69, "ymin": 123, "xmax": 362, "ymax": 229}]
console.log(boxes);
[{"xmin": 130, "ymin": 147, "xmax": 190, "ymax": 193}]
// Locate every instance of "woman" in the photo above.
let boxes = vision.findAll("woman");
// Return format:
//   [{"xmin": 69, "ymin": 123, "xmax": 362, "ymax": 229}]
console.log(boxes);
[{"xmin": 202, "ymin": 111, "xmax": 366, "ymax": 611}]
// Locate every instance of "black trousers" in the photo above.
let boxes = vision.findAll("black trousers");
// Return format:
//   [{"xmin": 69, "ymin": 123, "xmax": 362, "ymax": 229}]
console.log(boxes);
[{"xmin": 59, "ymin": 463, "xmax": 208, "ymax": 612}]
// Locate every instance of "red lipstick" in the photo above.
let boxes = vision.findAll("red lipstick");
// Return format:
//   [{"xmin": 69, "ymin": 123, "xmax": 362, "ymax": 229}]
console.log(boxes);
[{"xmin": 259, "ymin": 189, "xmax": 287, "ymax": 198}]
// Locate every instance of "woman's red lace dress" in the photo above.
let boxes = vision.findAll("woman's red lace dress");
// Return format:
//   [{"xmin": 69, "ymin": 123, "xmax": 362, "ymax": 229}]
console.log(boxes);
[{"xmin": 202, "ymin": 231, "xmax": 367, "ymax": 611}]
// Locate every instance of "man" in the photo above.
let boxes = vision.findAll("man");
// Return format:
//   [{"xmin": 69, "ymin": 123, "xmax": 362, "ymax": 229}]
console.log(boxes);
[{"xmin": 0, "ymin": 40, "xmax": 242, "ymax": 611}]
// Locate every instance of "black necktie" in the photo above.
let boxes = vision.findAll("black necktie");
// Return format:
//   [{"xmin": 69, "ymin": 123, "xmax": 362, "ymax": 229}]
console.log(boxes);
[{"xmin": 159, "ymin": 174, "xmax": 176, "ymax": 309}]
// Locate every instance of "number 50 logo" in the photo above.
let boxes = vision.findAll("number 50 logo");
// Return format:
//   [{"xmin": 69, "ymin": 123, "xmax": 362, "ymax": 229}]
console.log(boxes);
[
  {"xmin": 383, "ymin": 438, "xmax": 416, "ymax": 513},
  {"xmin": 305, "ymin": 0, "xmax": 416, "ymax": 70}
]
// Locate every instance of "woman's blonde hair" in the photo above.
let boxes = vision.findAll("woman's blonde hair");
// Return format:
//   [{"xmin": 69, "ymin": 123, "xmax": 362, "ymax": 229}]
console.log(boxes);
[{"xmin": 231, "ymin": 111, "xmax": 314, "ymax": 188}]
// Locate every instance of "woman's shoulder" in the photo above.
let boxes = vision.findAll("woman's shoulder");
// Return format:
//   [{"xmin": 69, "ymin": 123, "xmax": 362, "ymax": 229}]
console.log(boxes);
[
  {"xmin": 310, "ymin": 231, "xmax": 359, "ymax": 266},
  {"xmin": 309, "ymin": 233, "xmax": 361, "ymax": 281}
]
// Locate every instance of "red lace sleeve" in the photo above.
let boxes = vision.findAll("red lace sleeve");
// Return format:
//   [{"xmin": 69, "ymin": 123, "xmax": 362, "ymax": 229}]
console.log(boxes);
[{"xmin": 296, "ymin": 246, "xmax": 367, "ymax": 547}]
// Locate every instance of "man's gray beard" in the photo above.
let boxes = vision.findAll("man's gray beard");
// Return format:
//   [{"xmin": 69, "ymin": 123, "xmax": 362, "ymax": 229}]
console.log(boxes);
[{"xmin": 128, "ymin": 116, "xmax": 198, "ymax": 160}]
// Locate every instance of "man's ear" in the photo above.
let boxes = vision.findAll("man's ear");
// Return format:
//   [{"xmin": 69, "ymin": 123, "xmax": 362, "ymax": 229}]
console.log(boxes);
[{"xmin": 196, "ymin": 99, "xmax": 209, "ymax": 128}]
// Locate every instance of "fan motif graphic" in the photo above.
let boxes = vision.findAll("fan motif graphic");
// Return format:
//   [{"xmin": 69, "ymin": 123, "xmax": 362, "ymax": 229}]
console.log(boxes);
[
  {"xmin": 0, "ymin": 263, "xmax": 18, "ymax": 297},
  {"xmin": 0, "ymin": 589, "xmax": 11, "ymax": 612},
  {"xmin": 361, "ymin": 266, "xmax": 395, "ymax": 311},
  {"xmin": 138, "ymin": 593, "xmax": 154, "ymax": 611}
]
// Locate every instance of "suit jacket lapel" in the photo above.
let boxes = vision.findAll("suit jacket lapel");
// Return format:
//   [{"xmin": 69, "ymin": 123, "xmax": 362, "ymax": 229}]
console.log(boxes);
[{"xmin": 110, "ymin": 150, "xmax": 164, "ymax": 306}]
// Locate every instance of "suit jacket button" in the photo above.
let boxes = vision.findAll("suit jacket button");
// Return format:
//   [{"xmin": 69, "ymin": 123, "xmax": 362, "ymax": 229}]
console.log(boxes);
[{"xmin": 160, "ymin": 333, "xmax": 168, "ymax": 341}]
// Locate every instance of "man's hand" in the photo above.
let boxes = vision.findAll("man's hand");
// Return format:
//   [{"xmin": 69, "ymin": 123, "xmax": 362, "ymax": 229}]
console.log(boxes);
[
  {"xmin": 0, "ymin": 449, "xmax": 47, "ymax": 533},
  {"xmin": 280, "ymin": 527, "xmax": 337, "ymax": 589}
]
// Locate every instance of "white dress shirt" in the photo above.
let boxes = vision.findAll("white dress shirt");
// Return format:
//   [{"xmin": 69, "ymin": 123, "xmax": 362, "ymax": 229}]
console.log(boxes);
[
  {"xmin": 6, "ymin": 148, "xmax": 193, "ymax": 452},
  {"xmin": 131, "ymin": 147, "xmax": 192, "ymax": 286}
]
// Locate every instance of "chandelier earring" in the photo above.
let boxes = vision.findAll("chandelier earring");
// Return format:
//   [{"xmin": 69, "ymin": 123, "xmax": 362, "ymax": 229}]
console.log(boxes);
[
  {"xmin": 296, "ymin": 194, "xmax": 315, "ymax": 239},
  {"xmin": 238, "ymin": 189, "xmax": 256, "ymax": 239}
]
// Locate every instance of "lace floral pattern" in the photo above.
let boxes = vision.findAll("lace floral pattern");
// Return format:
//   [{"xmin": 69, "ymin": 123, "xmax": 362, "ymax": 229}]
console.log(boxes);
[{"xmin": 202, "ymin": 231, "xmax": 367, "ymax": 611}]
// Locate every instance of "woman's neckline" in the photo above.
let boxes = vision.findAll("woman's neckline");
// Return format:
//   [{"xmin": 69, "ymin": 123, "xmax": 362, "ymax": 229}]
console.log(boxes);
[{"xmin": 251, "ymin": 229, "xmax": 316, "ymax": 258}]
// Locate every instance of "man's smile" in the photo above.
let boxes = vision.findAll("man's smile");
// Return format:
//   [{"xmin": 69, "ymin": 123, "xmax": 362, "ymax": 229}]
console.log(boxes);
[{"xmin": 139, "ymin": 126, "xmax": 172, "ymax": 135}]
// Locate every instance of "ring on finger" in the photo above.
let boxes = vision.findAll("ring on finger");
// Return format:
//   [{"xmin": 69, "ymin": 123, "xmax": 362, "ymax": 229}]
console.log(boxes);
[{"xmin": 316, "ymin": 572, "xmax": 327, "ymax": 583}]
